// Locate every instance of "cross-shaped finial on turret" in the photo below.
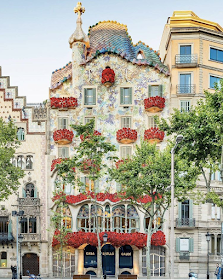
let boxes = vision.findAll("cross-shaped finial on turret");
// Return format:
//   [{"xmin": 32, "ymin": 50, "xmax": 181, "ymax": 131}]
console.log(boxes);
[{"xmin": 74, "ymin": 2, "xmax": 85, "ymax": 17}]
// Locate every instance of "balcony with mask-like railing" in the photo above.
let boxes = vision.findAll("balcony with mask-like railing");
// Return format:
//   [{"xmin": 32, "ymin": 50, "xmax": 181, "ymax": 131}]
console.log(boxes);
[
  {"xmin": 175, "ymin": 54, "xmax": 198, "ymax": 68},
  {"xmin": 176, "ymin": 218, "xmax": 196, "ymax": 228}
]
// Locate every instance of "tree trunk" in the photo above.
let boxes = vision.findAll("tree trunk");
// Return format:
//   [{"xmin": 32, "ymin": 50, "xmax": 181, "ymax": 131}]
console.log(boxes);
[{"xmin": 146, "ymin": 227, "xmax": 152, "ymax": 279}]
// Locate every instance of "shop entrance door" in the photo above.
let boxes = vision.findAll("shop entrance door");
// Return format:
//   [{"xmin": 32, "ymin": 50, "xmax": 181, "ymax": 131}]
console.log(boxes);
[{"xmin": 102, "ymin": 244, "xmax": 115, "ymax": 275}]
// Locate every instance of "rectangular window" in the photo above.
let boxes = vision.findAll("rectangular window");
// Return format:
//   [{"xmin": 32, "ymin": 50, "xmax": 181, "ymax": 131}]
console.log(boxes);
[
  {"xmin": 85, "ymin": 117, "xmax": 95, "ymax": 125},
  {"xmin": 148, "ymin": 85, "xmax": 163, "ymax": 97},
  {"xmin": 181, "ymin": 200, "xmax": 189, "ymax": 219},
  {"xmin": 210, "ymin": 47, "xmax": 223, "ymax": 63},
  {"xmin": 180, "ymin": 45, "xmax": 191, "ymax": 55},
  {"xmin": 180, "ymin": 100, "xmax": 190, "ymax": 112},
  {"xmin": 84, "ymin": 88, "xmax": 96, "ymax": 106},
  {"xmin": 210, "ymin": 75, "xmax": 221, "ymax": 89},
  {"xmin": 0, "ymin": 217, "xmax": 8, "ymax": 233},
  {"xmin": 120, "ymin": 88, "xmax": 132, "ymax": 105},
  {"xmin": 21, "ymin": 218, "xmax": 36, "ymax": 233},
  {"xmin": 120, "ymin": 146, "xmax": 132, "ymax": 159},
  {"xmin": 58, "ymin": 118, "xmax": 68, "ymax": 129},
  {"xmin": 148, "ymin": 116, "xmax": 157, "ymax": 128},
  {"xmin": 58, "ymin": 147, "xmax": 69, "ymax": 158},
  {"xmin": 180, "ymin": 74, "xmax": 191, "ymax": 93},
  {"xmin": 180, "ymin": 238, "xmax": 189, "ymax": 251},
  {"xmin": 80, "ymin": 177, "xmax": 98, "ymax": 192},
  {"xmin": 121, "ymin": 117, "xmax": 131, "ymax": 128}
]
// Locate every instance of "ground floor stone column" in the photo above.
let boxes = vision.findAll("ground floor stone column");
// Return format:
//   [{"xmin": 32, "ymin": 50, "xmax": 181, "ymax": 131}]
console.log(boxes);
[
  {"xmin": 115, "ymin": 247, "xmax": 119, "ymax": 277},
  {"xmin": 133, "ymin": 248, "xmax": 139, "ymax": 276},
  {"xmin": 77, "ymin": 249, "xmax": 84, "ymax": 274}
]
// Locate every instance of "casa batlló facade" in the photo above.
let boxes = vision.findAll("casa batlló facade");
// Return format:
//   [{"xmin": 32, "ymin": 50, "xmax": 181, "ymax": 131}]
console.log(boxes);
[{"xmin": 0, "ymin": 3, "xmax": 223, "ymax": 279}]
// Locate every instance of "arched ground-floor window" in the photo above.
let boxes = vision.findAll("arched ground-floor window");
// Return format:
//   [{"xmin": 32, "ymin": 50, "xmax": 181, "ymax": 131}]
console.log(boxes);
[
  {"xmin": 53, "ymin": 246, "xmax": 75, "ymax": 278},
  {"xmin": 142, "ymin": 246, "xmax": 165, "ymax": 277}
]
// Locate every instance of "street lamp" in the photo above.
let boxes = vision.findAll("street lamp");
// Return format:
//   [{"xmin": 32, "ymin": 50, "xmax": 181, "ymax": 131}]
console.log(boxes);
[
  {"xmin": 170, "ymin": 135, "xmax": 184, "ymax": 279},
  {"xmin": 12, "ymin": 211, "xmax": 24, "ymax": 280},
  {"xmin": 103, "ymin": 233, "xmax": 108, "ymax": 279},
  {"xmin": 18, "ymin": 234, "xmax": 23, "ymax": 279},
  {"xmin": 206, "ymin": 232, "xmax": 210, "ymax": 279}
]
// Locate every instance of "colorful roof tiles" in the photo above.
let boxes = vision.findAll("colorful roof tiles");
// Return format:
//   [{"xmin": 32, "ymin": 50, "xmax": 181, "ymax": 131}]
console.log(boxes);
[{"xmin": 51, "ymin": 21, "xmax": 169, "ymax": 89}]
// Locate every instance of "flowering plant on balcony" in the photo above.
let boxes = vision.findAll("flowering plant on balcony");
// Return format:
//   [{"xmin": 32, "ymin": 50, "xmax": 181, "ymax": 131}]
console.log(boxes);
[
  {"xmin": 80, "ymin": 130, "xmax": 101, "ymax": 141},
  {"xmin": 53, "ymin": 129, "xmax": 74, "ymax": 144},
  {"xmin": 52, "ymin": 191, "xmax": 158, "ymax": 204},
  {"xmin": 53, "ymin": 230, "xmax": 165, "ymax": 248},
  {"xmin": 144, "ymin": 128, "xmax": 164, "ymax": 143},
  {"xmin": 151, "ymin": 231, "xmax": 166, "ymax": 246},
  {"xmin": 51, "ymin": 158, "xmax": 76, "ymax": 172},
  {"xmin": 80, "ymin": 159, "xmax": 100, "ymax": 174},
  {"xmin": 50, "ymin": 97, "xmax": 78, "ymax": 109},
  {"xmin": 144, "ymin": 96, "xmax": 165, "ymax": 112},
  {"xmin": 116, "ymin": 128, "xmax": 137, "ymax": 144},
  {"xmin": 101, "ymin": 67, "xmax": 115, "ymax": 87}
]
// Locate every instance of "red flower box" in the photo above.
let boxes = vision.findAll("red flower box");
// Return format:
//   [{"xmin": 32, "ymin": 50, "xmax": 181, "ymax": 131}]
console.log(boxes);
[
  {"xmin": 80, "ymin": 159, "xmax": 100, "ymax": 174},
  {"xmin": 144, "ymin": 128, "xmax": 164, "ymax": 143},
  {"xmin": 50, "ymin": 97, "xmax": 78, "ymax": 109},
  {"xmin": 151, "ymin": 231, "xmax": 166, "ymax": 246},
  {"xmin": 53, "ymin": 129, "xmax": 74, "ymax": 145},
  {"xmin": 144, "ymin": 96, "xmax": 165, "ymax": 113},
  {"xmin": 80, "ymin": 130, "xmax": 101, "ymax": 142},
  {"xmin": 101, "ymin": 68, "xmax": 115, "ymax": 87},
  {"xmin": 53, "ymin": 230, "xmax": 165, "ymax": 248},
  {"xmin": 51, "ymin": 158, "xmax": 76, "ymax": 172},
  {"xmin": 116, "ymin": 128, "xmax": 137, "ymax": 144}
]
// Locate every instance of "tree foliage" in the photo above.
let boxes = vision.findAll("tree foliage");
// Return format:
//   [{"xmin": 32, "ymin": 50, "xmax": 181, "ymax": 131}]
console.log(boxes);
[
  {"xmin": 0, "ymin": 119, "xmax": 24, "ymax": 200},
  {"xmin": 158, "ymin": 81, "xmax": 223, "ymax": 192},
  {"xmin": 109, "ymin": 141, "xmax": 198, "ymax": 278}
]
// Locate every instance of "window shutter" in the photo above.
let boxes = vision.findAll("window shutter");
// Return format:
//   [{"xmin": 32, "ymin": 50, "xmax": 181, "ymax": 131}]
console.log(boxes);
[
  {"xmin": 94, "ymin": 180, "xmax": 99, "ymax": 192},
  {"xmin": 84, "ymin": 89, "xmax": 87, "ymax": 105},
  {"xmin": 34, "ymin": 188, "xmax": 37, "ymax": 198},
  {"xmin": 148, "ymin": 85, "xmax": 152, "ymax": 97},
  {"xmin": 8, "ymin": 220, "xmax": 12, "ymax": 240},
  {"xmin": 80, "ymin": 177, "xmax": 85, "ymax": 192},
  {"xmin": 178, "ymin": 202, "xmax": 182, "ymax": 227},
  {"xmin": 158, "ymin": 85, "xmax": 163, "ymax": 97},
  {"xmin": 93, "ymin": 88, "xmax": 96, "ymax": 105},
  {"xmin": 175, "ymin": 238, "xmax": 180, "ymax": 252},
  {"xmin": 22, "ymin": 188, "xmax": 26, "ymax": 198},
  {"xmin": 217, "ymin": 207, "xmax": 221, "ymax": 220},
  {"xmin": 64, "ymin": 147, "xmax": 69, "ymax": 158},
  {"xmin": 189, "ymin": 238, "xmax": 194, "ymax": 253},
  {"xmin": 129, "ymin": 87, "xmax": 132, "ymax": 104},
  {"xmin": 189, "ymin": 200, "xmax": 193, "ymax": 219},
  {"xmin": 120, "ymin": 88, "xmax": 124, "ymax": 104}
]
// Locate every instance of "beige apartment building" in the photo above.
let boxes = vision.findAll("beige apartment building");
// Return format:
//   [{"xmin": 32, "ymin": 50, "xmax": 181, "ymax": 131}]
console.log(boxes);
[
  {"xmin": 160, "ymin": 11, "xmax": 223, "ymax": 278},
  {"xmin": 0, "ymin": 67, "xmax": 49, "ymax": 278}
]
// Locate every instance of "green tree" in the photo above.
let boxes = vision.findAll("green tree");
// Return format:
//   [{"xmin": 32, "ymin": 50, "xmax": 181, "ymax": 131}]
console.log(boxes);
[
  {"xmin": 158, "ymin": 81, "xmax": 223, "ymax": 194},
  {"xmin": 109, "ymin": 141, "xmax": 198, "ymax": 279},
  {"xmin": 0, "ymin": 118, "xmax": 24, "ymax": 200},
  {"xmin": 53, "ymin": 120, "xmax": 117, "ymax": 278}
]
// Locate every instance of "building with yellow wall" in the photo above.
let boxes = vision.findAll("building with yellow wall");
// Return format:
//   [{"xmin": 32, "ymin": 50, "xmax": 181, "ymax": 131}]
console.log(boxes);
[{"xmin": 160, "ymin": 11, "xmax": 223, "ymax": 278}]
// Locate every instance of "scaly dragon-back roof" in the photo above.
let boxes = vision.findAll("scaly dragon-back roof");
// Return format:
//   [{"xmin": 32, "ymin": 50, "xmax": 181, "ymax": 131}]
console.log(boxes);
[{"xmin": 51, "ymin": 21, "xmax": 169, "ymax": 89}]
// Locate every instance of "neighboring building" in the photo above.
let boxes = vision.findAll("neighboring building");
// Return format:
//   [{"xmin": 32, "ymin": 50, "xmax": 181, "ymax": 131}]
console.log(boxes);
[
  {"xmin": 47, "ymin": 3, "xmax": 170, "ymax": 278},
  {"xmin": 0, "ymin": 67, "xmax": 48, "ymax": 278},
  {"xmin": 160, "ymin": 11, "xmax": 223, "ymax": 278}
]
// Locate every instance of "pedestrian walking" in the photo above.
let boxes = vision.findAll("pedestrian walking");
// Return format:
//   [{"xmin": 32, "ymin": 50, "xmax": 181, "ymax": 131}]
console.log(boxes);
[
  {"xmin": 11, "ymin": 265, "xmax": 17, "ymax": 279},
  {"xmin": 215, "ymin": 263, "xmax": 221, "ymax": 279}
]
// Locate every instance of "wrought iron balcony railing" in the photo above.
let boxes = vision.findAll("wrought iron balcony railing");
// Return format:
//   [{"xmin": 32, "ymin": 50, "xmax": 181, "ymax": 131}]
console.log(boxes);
[
  {"xmin": 175, "ymin": 54, "xmax": 198, "ymax": 66},
  {"xmin": 176, "ymin": 84, "xmax": 196, "ymax": 94},
  {"xmin": 176, "ymin": 218, "xmax": 195, "ymax": 227},
  {"xmin": 179, "ymin": 251, "xmax": 190, "ymax": 260}
]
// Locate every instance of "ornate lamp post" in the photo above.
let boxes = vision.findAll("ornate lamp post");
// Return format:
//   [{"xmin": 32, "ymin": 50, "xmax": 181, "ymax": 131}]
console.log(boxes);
[
  {"xmin": 18, "ymin": 234, "xmax": 23, "ymax": 279},
  {"xmin": 206, "ymin": 232, "xmax": 210, "ymax": 279},
  {"xmin": 170, "ymin": 135, "xmax": 184, "ymax": 279},
  {"xmin": 12, "ymin": 211, "xmax": 24, "ymax": 279},
  {"xmin": 103, "ymin": 233, "xmax": 108, "ymax": 279}
]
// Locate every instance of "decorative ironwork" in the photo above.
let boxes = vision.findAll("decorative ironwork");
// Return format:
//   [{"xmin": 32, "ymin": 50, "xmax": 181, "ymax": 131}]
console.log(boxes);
[
  {"xmin": 53, "ymin": 129, "xmax": 74, "ymax": 144},
  {"xmin": 176, "ymin": 84, "xmax": 196, "ymax": 94},
  {"xmin": 179, "ymin": 251, "xmax": 190, "ymax": 260},
  {"xmin": 144, "ymin": 96, "xmax": 165, "ymax": 112},
  {"xmin": 175, "ymin": 54, "xmax": 198, "ymax": 66},
  {"xmin": 176, "ymin": 218, "xmax": 195, "ymax": 227},
  {"xmin": 144, "ymin": 128, "xmax": 164, "ymax": 143},
  {"xmin": 116, "ymin": 128, "xmax": 137, "ymax": 144}
]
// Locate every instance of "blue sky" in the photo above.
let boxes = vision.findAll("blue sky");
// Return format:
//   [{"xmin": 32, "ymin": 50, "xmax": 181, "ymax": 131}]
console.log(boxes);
[{"xmin": 1, "ymin": 0, "xmax": 223, "ymax": 103}]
